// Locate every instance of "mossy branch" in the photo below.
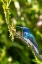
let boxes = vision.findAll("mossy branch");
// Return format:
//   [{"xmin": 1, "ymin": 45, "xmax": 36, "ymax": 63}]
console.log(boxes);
[
  {"xmin": 1, "ymin": 0, "xmax": 11, "ymax": 25},
  {"xmin": 1, "ymin": 0, "xmax": 16, "ymax": 41}
]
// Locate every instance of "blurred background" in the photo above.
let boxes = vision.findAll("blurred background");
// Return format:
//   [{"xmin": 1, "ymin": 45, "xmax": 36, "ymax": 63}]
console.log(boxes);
[{"xmin": 0, "ymin": 0, "xmax": 42, "ymax": 64}]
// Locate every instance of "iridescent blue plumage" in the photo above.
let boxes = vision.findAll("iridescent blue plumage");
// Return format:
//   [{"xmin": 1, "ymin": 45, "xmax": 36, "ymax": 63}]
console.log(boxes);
[{"xmin": 16, "ymin": 26, "xmax": 40, "ymax": 54}]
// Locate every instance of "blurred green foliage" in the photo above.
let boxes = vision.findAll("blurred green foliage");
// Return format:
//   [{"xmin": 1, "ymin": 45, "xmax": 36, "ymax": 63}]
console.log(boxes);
[{"xmin": 0, "ymin": 0, "xmax": 42, "ymax": 64}]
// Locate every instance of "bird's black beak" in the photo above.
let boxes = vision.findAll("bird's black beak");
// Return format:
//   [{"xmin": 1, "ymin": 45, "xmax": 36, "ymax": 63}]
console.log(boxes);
[{"xmin": 16, "ymin": 26, "xmax": 23, "ymax": 29}]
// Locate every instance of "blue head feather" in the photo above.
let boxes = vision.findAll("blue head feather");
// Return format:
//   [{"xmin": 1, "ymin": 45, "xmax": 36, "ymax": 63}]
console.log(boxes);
[{"xmin": 22, "ymin": 27, "xmax": 30, "ymax": 33}]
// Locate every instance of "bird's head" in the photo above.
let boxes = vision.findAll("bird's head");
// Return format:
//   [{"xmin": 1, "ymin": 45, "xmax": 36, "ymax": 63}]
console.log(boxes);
[{"xmin": 16, "ymin": 26, "xmax": 30, "ymax": 33}]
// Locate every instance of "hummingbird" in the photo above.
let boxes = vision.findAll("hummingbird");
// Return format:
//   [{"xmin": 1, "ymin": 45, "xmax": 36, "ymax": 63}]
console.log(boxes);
[{"xmin": 16, "ymin": 26, "xmax": 40, "ymax": 54}]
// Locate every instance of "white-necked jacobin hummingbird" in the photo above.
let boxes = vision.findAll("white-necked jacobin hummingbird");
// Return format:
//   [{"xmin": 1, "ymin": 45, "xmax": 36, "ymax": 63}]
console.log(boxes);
[{"xmin": 16, "ymin": 26, "xmax": 40, "ymax": 54}]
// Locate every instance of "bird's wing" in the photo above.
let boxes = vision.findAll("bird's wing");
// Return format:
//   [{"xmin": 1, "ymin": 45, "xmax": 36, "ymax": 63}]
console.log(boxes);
[
  {"xmin": 30, "ymin": 34, "xmax": 38, "ymax": 45},
  {"xmin": 24, "ymin": 37, "xmax": 39, "ymax": 54},
  {"xmin": 27, "ymin": 33, "xmax": 40, "ymax": 52}
]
